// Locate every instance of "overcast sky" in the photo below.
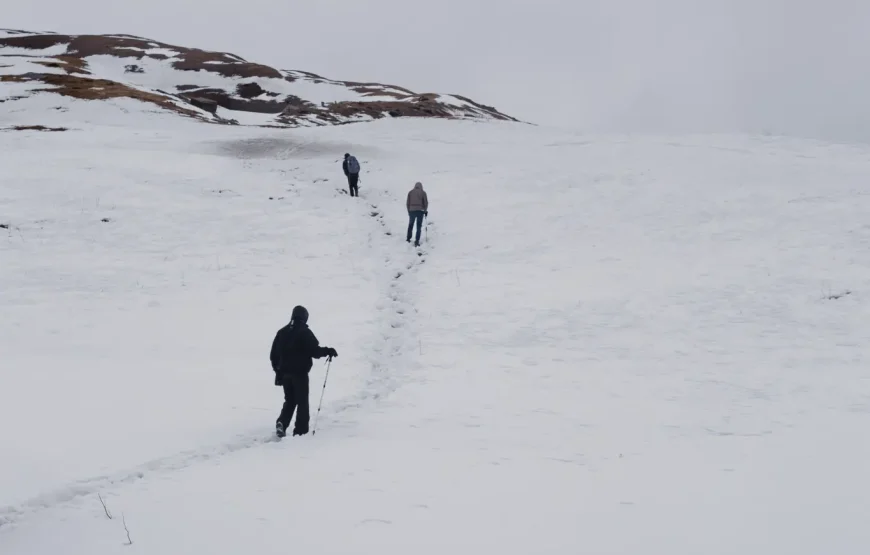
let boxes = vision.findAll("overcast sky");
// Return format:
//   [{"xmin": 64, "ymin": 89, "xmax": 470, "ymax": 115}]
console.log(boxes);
[{"xmin": 6, "ymin": 0, "xmax": 870, "ymax": 141}]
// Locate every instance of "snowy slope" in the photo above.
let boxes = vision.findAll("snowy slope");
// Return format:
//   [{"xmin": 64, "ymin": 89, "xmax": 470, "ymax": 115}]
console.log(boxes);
[
  {"xmin": 2, "ymin": 109, "xmax": 870, "ymax": 554},
  {"xmin": 0, "ymin": 31, "xmax": 516, "ymax": 127}
]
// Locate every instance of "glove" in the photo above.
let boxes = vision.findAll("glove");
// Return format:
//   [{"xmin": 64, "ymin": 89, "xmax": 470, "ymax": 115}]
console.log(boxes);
[
  {"xmin": 424, "ymin": 211, "xmax": 428, "ymax": 217},
  {"xmin": 325, "ymin": 347, "xmax": 338, "ymax": 358}
]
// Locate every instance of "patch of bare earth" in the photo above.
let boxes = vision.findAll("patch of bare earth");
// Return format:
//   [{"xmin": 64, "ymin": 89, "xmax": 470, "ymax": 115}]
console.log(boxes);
[
  {"xmin": 1, "ymin": 73, "xmax": 203, "ymax": 119},
  {"xmin": 34, "ymin": 56, "xmax": 90, "ymax": 75},
  {"xmin": 67, "ymin": 35, "xmax": 175, "ymax": 58},
  {"xmin": 278, "ymin": 95, "xmax": 517, "ymax": 125},
  {"xmin": 344, "ymin": 80, "xmax": 416, "ymax": 96},
  {"xmin": 69, "ymin": 35, "xmax": 280, "ymax": 79},
  {"xmin": 172, "ymin": 49, "xmax": 281, "ymax": 79},
  {"xmin": 0, "ymin": 31, "xmax": 517, "ymax": 126},
  {"xmin": 0, "ymin": 34, "xmax": 281, "ymax": 79},
  {"xmin": 350, "ymin": 86, "xmax": 409, "ymax": 100},
  {"xmin": 0, "ymin": 34, "xmax": 68, "ymax": 50},
  {"xmin": 177, "ymin": 86, "xmax": 298, "ymax": 114},
  {"xmin": 2, "ymin": 125, "xmax": 68, "ymax": 131}
]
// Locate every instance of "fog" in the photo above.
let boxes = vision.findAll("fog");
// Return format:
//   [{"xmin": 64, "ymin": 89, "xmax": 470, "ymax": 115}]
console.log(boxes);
[{"xmin": 5, "ymin": 0, "xmax": 870, "ymax": 141}]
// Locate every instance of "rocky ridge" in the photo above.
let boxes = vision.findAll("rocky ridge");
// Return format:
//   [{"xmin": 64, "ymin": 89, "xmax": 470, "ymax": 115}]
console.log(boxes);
[{"xmin": 0, "ymin": 29, "xmax": 517, "ymax": 126}]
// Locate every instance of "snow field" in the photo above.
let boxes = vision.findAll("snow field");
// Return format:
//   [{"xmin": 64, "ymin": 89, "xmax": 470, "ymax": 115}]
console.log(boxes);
[
  {"xmin": 0, "ymin": 55, "xmax": 69, "ymax": 77},
  {"xmin": 0, "ymin": 120, "xmax": 384, "ymax": 503},
  {"xmin": 2, "ymin": 114, "xmax": 870, "ymax": 553}
]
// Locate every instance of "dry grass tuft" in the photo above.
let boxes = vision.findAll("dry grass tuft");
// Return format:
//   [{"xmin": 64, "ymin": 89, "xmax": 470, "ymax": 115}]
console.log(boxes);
[
  {"xmin": 172, "ymin": 49, "xmax": 281, "ymax": 79},
  {"xmin": 3, "ymin": 73, "xmax": 203, "ymax": 118},
  {"xmin": 33, "ymin": 55, "xmax": 90, "ymax": 75},
  {"xmin": 8, "ymin": 125, "xmax": 69, "ymax": 131},
  {"xmin": 0, "ymin": 34, "xmax": 69, "ymax": 50},
  {"xmin": 44, "ymin": 75, "xmax": 202, "ymax": 117},
  {"xmin": 351, "ymin": 86, "xmax": 410, "ymax": 100}
]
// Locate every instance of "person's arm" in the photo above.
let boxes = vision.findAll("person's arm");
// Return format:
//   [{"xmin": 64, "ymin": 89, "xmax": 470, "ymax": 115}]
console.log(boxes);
[
  {"xmin": 423, "ymin": 192, "xmax": 428, "ymax": 212},
  {"xmin": 304, "ymin": 329, "xmax": 337, "ymax": 359},
  {"xmin": 269, "ymin": 330, "xmax": 281, "ymax": 370},
  {"xmin": 406, "ymin": 192, "xmax": 411, "ymax": 212},
  {"xmin": 342, "ymin": 160, "xmax": 348, "ymax": 176}
]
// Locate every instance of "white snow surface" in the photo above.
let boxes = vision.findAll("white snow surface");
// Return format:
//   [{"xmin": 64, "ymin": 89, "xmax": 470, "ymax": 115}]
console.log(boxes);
[
  {"xmin": 435, "ymin": 94, "xmax": 474, "ymax": 108},
  {"xmin": 2, "ymin": 104, "xmax": 870, "ymax": 554},
  {"xmin": 0, "ymin": 55, "xmax": 69, "ymax": 77},
  {"xmin": 0, "ymin": 80, "xmax": 39, "ymax": 102}
]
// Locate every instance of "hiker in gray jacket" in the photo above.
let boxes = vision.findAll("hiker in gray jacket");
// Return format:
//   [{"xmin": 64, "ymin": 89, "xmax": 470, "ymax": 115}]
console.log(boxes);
[{"xmin": 406, "ymin": 182, "xmax": 428, "ymax": 246}]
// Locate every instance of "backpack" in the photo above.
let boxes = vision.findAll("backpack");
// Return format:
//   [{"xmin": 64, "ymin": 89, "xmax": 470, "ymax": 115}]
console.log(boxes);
[{"xmin": 346, "ymin": 155, "xmax": 360, "ymax": 174}]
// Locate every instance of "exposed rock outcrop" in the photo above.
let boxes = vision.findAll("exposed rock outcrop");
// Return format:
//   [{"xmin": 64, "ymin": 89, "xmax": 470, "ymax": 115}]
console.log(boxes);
[{"xmin": 0, "ymin": 30, "xmax": 517, "ymax": 127}]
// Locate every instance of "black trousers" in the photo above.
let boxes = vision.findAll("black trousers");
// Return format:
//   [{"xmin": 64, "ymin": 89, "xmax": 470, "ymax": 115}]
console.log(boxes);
[
  {"xmin": 347, "ymin": 174, "xmax": 359, "ymax": 197},
  {"xmin": 277, "ymin": 372, "xmax": 310, "ymax": 434}
]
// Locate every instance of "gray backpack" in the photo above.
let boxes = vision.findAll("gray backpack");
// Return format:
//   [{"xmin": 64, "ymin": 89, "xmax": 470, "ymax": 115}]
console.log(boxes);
[{"xmin": 347, "ymin": 155, "xmax": 360, "ymax": 174}]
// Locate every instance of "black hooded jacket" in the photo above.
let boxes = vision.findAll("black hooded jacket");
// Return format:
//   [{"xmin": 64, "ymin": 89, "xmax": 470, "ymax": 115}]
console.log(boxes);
[{"xmin": 270, "ymin": 306, "xmax": 330, "ymax": 376}]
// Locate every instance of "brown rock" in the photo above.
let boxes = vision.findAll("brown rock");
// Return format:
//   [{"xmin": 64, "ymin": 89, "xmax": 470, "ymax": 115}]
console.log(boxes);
[
  {"xmin": 187, "ymin": 97, "xmax": 218, "ymax": 115},
  {"xmin": 236, "ymin": 82, "xmax": 265, "ymax": 98}
]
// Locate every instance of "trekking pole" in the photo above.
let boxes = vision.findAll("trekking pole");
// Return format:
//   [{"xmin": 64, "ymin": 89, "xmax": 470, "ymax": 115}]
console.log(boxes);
[{"xmin": 312, "ymin": 357, "xmax": 332, "ymax": 435}]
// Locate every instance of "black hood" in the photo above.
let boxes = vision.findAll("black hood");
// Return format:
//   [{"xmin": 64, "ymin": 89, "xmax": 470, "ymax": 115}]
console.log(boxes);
[{"xmin": 290, "ymin": 305, "xmax": 309, "ymax": 326}]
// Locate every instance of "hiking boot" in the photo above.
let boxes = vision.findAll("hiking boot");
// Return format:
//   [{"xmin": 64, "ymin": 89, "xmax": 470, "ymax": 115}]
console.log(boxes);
[
  {"xmin": 276, "ymin": 421, "xmax": 286, "ymax": 438},
  {"xmin": 293, "ymin": 429, "xmax": 308, "ymax": 437}
]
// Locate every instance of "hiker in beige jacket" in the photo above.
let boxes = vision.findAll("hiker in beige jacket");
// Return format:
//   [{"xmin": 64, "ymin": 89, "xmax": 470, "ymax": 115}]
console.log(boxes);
[{"xmin": 406, "ymin": 182, "xmax": 428, "ymax": 246}]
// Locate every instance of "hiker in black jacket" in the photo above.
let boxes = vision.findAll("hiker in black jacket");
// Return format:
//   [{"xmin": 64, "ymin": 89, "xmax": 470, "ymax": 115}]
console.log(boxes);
[
  {"xmin": 270, "ymin": 305, "xmax": 338, "ymax": 437},
  {"xmin": 342, "ymin": 153, "xmax": 361, "ymax": 197}
]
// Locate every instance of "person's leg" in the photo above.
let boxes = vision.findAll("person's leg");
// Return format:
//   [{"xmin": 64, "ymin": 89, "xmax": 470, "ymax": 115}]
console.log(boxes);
[
  {"xmin": 351, "ymin": 174, "xmax": 359, "ymax": 196},
  {"xmin": 406, "ymin": 212, "xmax": 414, "ymax": 242},
  {"xmin": 346, "ymin": 175, "xmax": 354, "ymax": 195},
  {"xmin": 291, "ymin": 373, "xmax": 311, "ymax": 435},
  {"xmin": 277, "ymin": 379, "xmax": 297, "ymax": 432}
]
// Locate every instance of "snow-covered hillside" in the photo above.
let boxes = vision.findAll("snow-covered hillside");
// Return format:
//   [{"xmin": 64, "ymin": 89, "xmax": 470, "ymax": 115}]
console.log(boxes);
[
  {"xmin": 0, "ymin": 29, "xmax": 516, "ymax": 127},
  {"xmin": 2, "ymin": 102, "xmax": 870, "ymax": 554}
]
